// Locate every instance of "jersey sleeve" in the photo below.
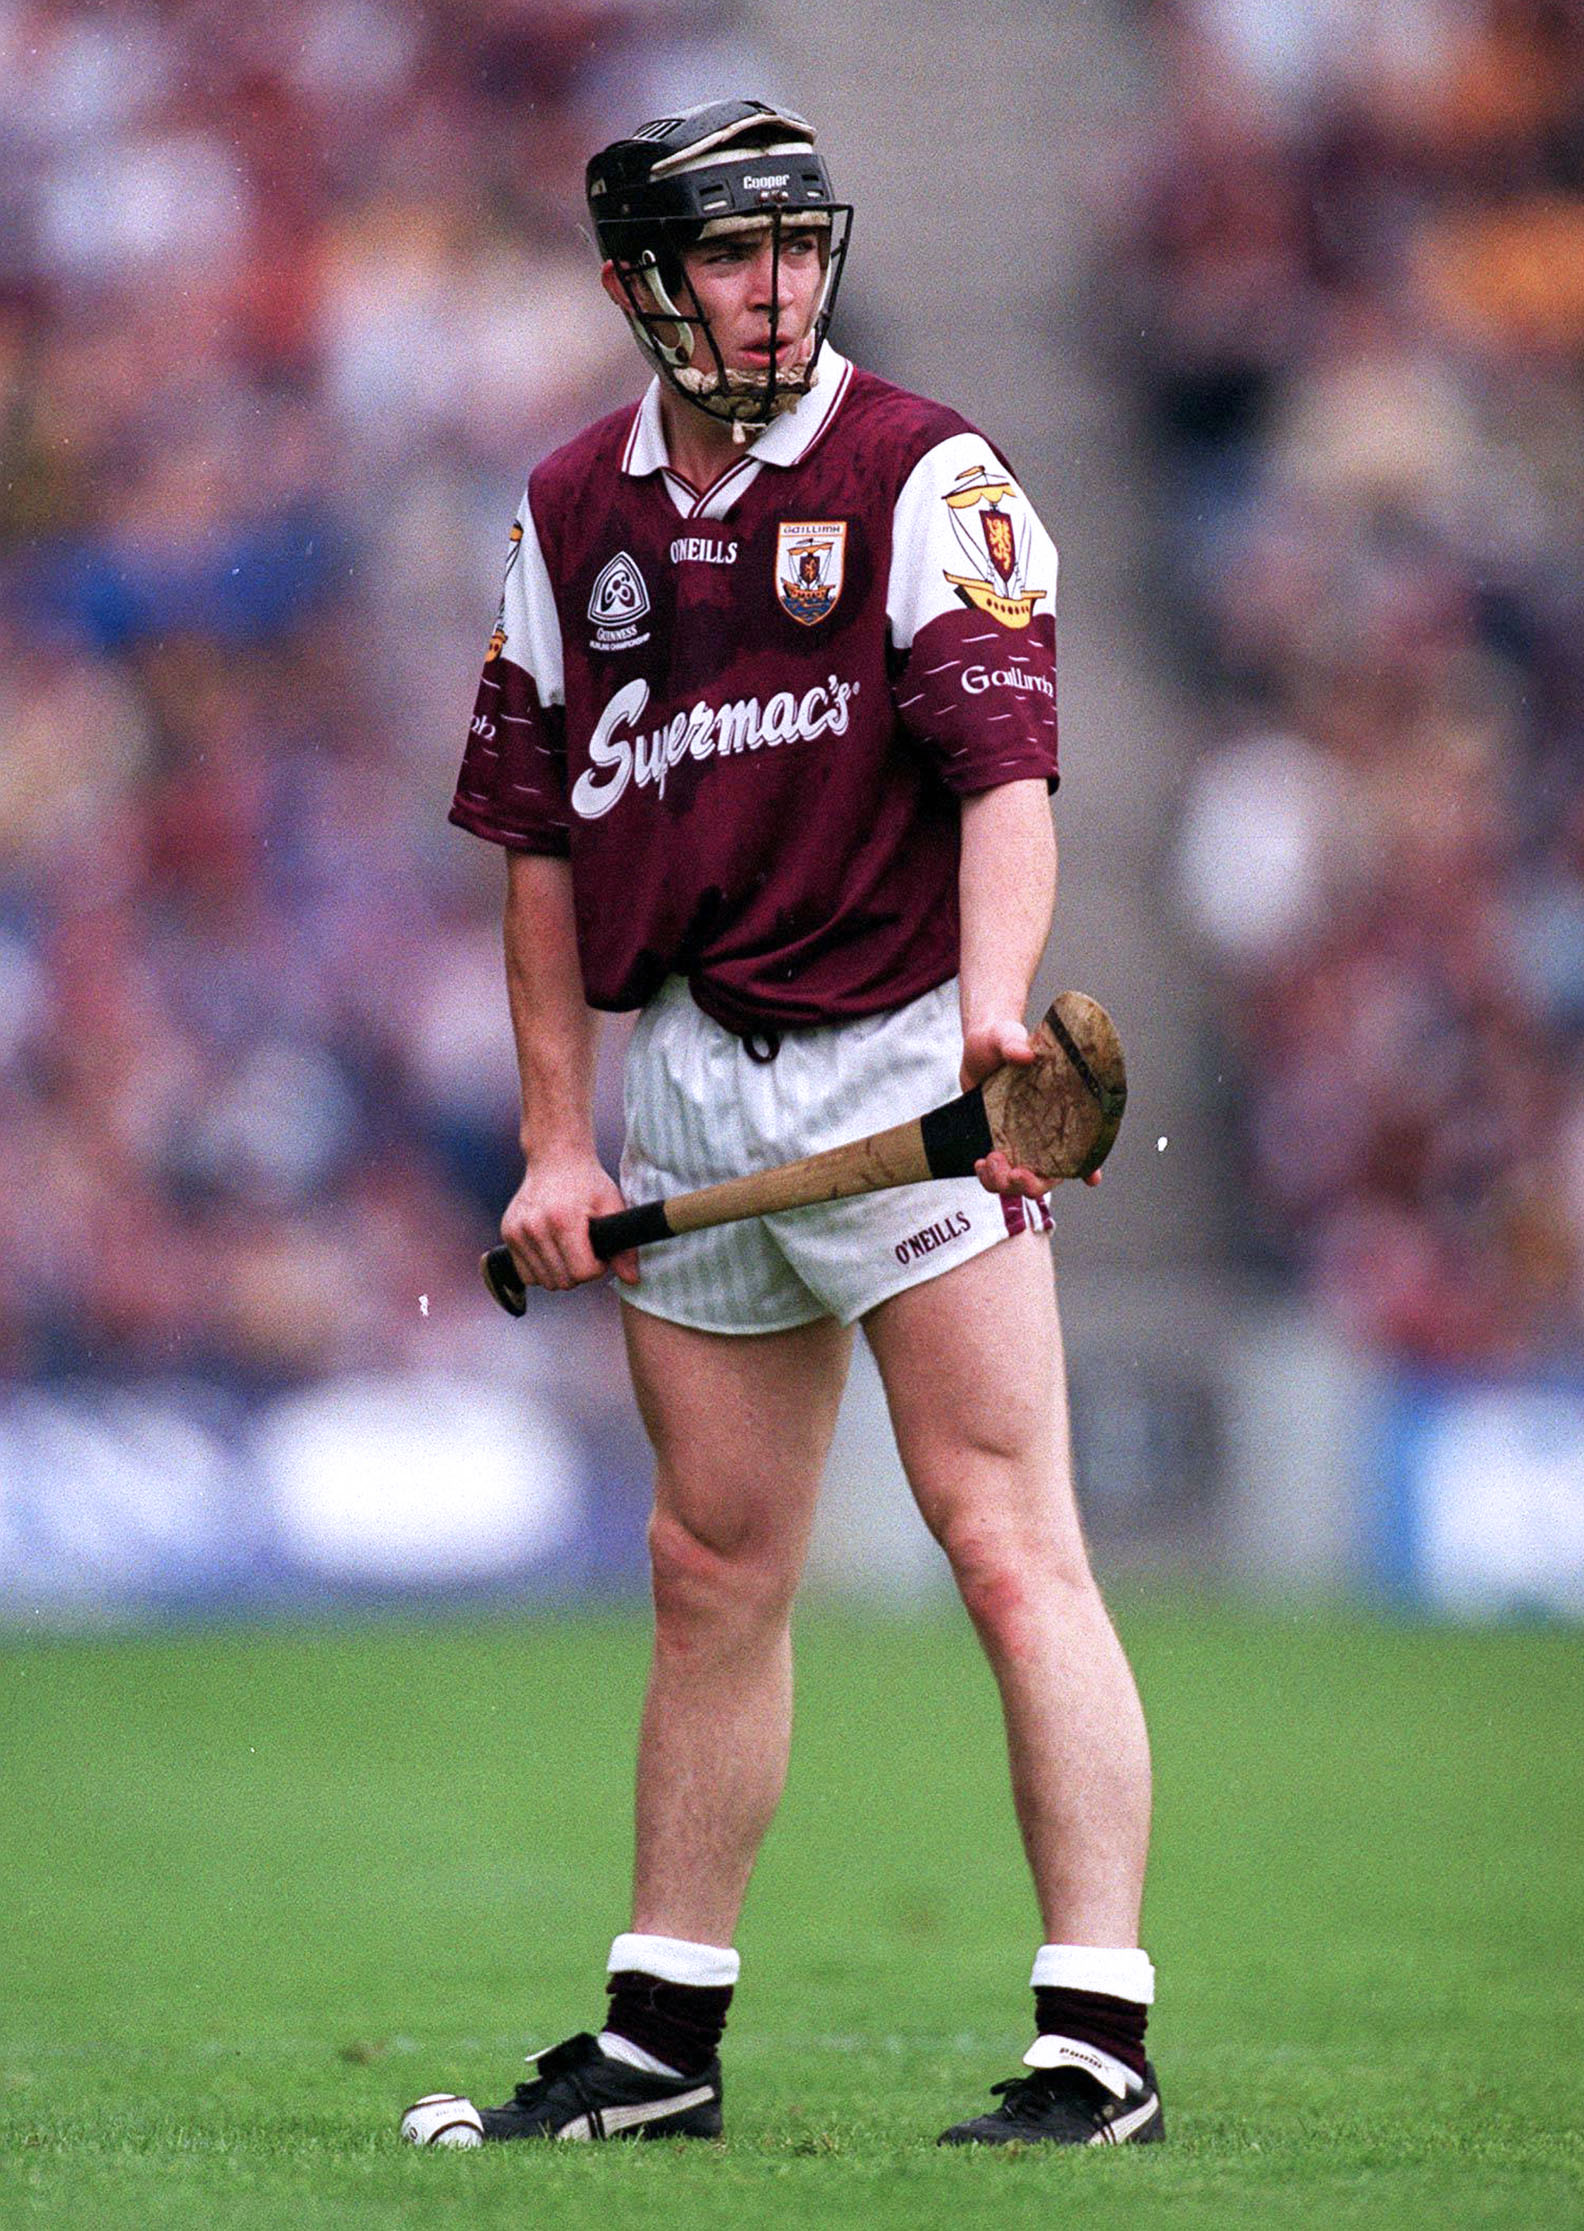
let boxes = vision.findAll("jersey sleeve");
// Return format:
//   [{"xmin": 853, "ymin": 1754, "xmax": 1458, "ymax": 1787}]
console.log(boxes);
[
  {"xmin": 449, "ymin": 488, "xmax": 571, "ymax": 854},
  {"xmin": 886, "ymin": 430, "xmax": 1060, "ymax": 794}
]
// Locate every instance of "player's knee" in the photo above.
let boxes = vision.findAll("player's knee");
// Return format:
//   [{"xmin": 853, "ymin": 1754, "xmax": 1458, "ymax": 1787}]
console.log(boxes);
[
  {"xmin": 647, "ymin": 1505, "xmax": 798, "ymax": 1636},
  {"xmin": 939, "ymin": 1515, "xmax": 1093, "ymax": 1648}
]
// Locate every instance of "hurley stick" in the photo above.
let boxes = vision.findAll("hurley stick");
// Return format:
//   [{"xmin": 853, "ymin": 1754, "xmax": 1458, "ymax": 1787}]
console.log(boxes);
[{"xmin": 483, "ymin": 991, "xmax": 1126, "ymax": 1316}]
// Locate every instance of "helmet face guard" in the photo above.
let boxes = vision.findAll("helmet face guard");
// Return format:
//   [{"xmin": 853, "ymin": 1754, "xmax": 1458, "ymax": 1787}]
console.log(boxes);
[{"xmin": 587, "ymin": 101, "xmax": 853, "ymax": 429}]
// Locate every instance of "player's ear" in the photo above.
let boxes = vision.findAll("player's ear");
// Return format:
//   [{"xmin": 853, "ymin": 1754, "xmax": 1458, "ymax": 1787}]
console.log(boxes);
[{"xmin": 599, "ymin": 260, "xmax": 626, "ymax": 311}]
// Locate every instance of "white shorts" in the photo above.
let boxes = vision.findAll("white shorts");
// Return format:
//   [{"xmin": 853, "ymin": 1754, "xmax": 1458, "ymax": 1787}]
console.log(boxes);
[{"xmin": 618, "ymin": 977, "xmax": 1053, "ymax": 1335}]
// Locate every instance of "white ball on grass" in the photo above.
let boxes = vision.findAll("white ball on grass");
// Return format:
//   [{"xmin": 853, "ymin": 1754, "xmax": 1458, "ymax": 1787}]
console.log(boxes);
[{"xmin": 400, "ymin": 2094, "xmax": 484, "ymax": 2147}]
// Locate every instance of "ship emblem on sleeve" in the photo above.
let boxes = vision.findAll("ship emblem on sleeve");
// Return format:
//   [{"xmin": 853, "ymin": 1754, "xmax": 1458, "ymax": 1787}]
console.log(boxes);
[
  {"xmin": 775, "ymin": 520, "xmax": 847, "ymax": 626},
  {"xmin": 941, "ymin": 464, "xmax": 1048, "ymax": 630}
]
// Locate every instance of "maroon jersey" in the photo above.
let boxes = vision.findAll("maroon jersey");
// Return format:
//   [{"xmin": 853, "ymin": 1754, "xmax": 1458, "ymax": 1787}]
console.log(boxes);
[{"xmin": 451, "ymin": 351, "xmax": 1059, "ymax": 1033}]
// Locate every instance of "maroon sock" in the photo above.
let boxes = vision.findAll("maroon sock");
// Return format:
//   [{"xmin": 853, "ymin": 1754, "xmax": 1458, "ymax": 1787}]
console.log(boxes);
[
  {"xmin": 1034, "ymin": 1984, "xmax": 1148, "ymax": 2080},
  {"xmin": 604, "ymin": 1969, "xmax": 733, "ymax": 2078}
]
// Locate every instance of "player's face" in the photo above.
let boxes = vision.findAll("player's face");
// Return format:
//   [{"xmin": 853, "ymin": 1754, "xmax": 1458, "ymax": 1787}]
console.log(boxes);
[{"xmin": 678, "ymin": 222, "xmax": 827, "ymax": 380}]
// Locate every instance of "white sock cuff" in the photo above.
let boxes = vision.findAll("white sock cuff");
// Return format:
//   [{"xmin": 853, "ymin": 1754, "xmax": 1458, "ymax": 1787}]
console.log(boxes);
[
  {"xmin": 607, "ymin": 1933, "xmax": 740, "ymax": 1989},
  {"xmin": 1029, "ymin": 1943, "xmax": 1155, "ymax": 2005}
]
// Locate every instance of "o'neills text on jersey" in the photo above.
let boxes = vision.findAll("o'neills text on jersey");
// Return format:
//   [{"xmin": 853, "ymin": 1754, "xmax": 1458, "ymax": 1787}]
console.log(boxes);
[
  {"xmin": 670, "ymin": 535, "xmax": 738, "ymax": 566},
  {"xmin": 570, "ymin": 676, "xmax": 859, "ymax": 820}
]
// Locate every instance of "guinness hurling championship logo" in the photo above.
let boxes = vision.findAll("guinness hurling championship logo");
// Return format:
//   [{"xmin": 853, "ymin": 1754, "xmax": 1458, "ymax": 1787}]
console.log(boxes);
[
  {"xmin": 775, "ymin": 520, "xmax": 846, "ymax": 627},
  {"xmin": 941, "ymin": 464, "xmax": 1047, "ymax": 630},
  {"xmin": 589, "ymin": 551, "xmax": 652, "ymax": 651},
  {"xmin": 486, "ymin": 519, "xmax": 524, "ymax": 661}
]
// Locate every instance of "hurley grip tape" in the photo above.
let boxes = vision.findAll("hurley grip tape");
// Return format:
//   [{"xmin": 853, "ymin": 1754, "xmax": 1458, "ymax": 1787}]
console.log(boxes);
[{"xmin": 589, "ymin": 1200, "xmax": 673, "ymax": 1257}]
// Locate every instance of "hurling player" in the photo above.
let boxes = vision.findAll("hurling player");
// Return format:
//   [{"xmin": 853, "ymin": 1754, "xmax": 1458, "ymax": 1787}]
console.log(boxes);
[{"xmin": 403, "ymin": 99, "xmax": 1161, "ymax": 2152}]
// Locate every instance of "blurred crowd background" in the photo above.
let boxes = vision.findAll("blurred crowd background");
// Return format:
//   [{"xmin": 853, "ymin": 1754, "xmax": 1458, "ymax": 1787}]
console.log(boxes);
[
  {"xmin": 1, "ymin": 0, "xmax": 687, "ymax": 1387},
  {"xmin": 1131, "ymin": 0, "xmax": 1584, "ymax": 1367},
  {"xmin": 2, "ymin": 0, "xmax": 1582, "ymax": 1612}
]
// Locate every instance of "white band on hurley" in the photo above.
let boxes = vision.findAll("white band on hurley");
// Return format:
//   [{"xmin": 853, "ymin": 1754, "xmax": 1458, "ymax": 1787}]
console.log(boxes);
[
  {"xmin": 1029, "ymin": 1943, "xmax": 1156, "ymax": 2004},
  {"xmin": 607, "ymin": 1933, "xmax": 740, "ymax": 1989}
]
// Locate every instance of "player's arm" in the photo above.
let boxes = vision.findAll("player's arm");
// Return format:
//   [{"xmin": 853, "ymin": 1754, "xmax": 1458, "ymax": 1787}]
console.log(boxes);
[
  {"xmin": 958, "ymin": 777, "xmax": 1055, "ymax": 1088},
  {"xmin": 499, "ymin": 852, "xmax": 638, "ymax": 1290},
  {"xmin": 882, "ymin": 427, "xmax": 1069, "ymax": 1195},
  {"xmin": 957, "ymin": 778, "xmax": 1078, "ymax": 1198},
  {"xmin": 450, "ymin": 489, "xmax": 633, "ymax": 1290},
  {"xmin": 956, "ymin": 790, "xmax": 1102, "ymax": 1195}
]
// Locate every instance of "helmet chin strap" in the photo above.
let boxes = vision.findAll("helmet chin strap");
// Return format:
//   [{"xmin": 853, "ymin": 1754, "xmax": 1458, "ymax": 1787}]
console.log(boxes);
[{"xmin": 634, "ymin": 252, "xmax": 694, "ymax": 369}]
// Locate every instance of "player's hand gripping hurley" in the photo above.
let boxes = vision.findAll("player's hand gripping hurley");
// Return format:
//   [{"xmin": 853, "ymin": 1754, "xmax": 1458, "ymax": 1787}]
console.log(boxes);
[{"xmin": 483, "ymin": 992, "xmax": 1126, "ymax": 1316}]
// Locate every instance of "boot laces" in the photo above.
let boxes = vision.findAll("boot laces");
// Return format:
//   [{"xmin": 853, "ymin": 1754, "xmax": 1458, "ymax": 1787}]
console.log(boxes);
[{"xmin": 510, "ymin": 2033, "xmax": 599, "ymax": 2110}]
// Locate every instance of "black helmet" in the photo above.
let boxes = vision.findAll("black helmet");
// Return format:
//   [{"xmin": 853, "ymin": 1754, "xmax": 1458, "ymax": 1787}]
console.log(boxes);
[{"xmin": 586, "ymin": 99, "xmax": 852, "ymax": 430}]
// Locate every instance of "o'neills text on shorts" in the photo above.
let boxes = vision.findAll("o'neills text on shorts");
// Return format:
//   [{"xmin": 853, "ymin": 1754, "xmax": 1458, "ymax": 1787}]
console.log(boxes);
[
  {"xmin": 570, "ymin": 676, "xmax": 859, "ymax": 818},
  {"xmin": 895, "ymin": 1210, "xmax": 972, "ymax": 1265}
]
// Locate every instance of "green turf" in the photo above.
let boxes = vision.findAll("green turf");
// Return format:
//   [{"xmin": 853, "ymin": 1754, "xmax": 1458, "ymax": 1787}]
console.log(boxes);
[{"xmin": 1, "ymin": 1597, "xmax": 1580, "ymax": 2228}]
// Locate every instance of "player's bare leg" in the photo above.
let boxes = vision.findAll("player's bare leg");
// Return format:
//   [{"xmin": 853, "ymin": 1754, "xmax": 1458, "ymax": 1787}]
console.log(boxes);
[
  {"xmin": 863, "ymin": 1233, "xmax": 1151, "ymax": 1946},
  {"xmin": 620, "ymin": 1305, "xmax": 852, "ymax": 1945},
  {"xmin": 403, "ymin": 1311, "xmax": 848, "ymax": 2149},
  {"xmin": 865, "ymin": 1231, "xmax": 1161, "ymax": 2142}
]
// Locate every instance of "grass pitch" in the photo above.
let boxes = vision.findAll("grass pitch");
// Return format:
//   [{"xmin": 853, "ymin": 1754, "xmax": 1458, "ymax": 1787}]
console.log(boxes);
[{"xmin": 1, "ymin": 1596, "xmax": 1580, "ymax": 2229}]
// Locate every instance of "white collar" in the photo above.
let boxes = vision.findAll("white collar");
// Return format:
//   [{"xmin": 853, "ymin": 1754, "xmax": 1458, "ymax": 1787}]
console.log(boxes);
[{"xmin": 621, "ymin": 348, "xmax": 852, "ymax": 481}]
